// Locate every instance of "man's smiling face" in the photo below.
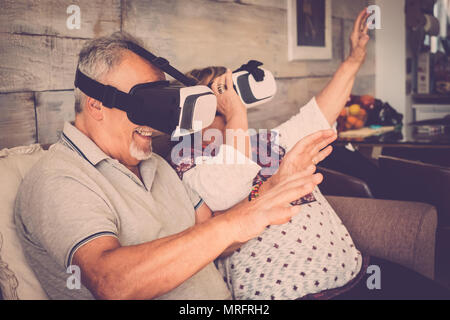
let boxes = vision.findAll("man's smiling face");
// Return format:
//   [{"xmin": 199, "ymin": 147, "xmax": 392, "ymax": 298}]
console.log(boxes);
[{"xmin": 98, "ymin": 50, "xmax": 165, "ymax": 166}]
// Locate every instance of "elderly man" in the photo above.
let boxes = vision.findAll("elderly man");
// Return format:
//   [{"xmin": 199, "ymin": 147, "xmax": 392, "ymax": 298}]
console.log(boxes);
[{"xmin": 13, "ymin": 32, "xmax": 333, "ymax": 300}]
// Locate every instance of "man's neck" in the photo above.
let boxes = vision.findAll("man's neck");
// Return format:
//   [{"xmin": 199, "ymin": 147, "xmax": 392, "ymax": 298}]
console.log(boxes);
[
  {"xmin": 126, "ymin": 164, "xmax": 143, "ymax": 183},
  {"xmin": 74, "ymin": 117, "xmax": 144, "ymax": 184}
]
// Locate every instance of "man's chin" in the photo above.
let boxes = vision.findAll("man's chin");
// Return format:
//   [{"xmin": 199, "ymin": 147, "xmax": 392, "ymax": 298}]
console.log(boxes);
[{"xmin": 129, "ymin": 141, "xmax": 153, "ymax": 161}]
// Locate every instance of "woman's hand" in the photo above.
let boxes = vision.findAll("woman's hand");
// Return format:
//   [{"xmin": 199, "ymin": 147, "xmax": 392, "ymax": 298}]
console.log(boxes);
[
  {"xmin": 210, "ymin": 69, "xmax": 246, "ymax": 122},
  {"xmin": 267, "ymin": 129, "xmax": 337, "ymax": 189},
  {"xmin": 347, "ymin": 8, "xmax": 371, "ymax": 66},
  {"xmin": 315, "ymin": 8, "xmax": 372, "ymax": 125},
  {"xmin": 210, "ymin": 69, "xmax": 251, "ymax": 158}
]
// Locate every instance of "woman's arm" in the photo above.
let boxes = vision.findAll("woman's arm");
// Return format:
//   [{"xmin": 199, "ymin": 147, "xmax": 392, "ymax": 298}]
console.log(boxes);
[{"xmin": 210, "ymin": 69, "xmax": 251, "ymax": 159}]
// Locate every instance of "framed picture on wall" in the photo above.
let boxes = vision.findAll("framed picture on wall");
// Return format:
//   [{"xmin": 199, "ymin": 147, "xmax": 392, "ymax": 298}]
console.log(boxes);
[{"xmin": 287, "ymin": 0, "xmax": 332, "ymax": 61}]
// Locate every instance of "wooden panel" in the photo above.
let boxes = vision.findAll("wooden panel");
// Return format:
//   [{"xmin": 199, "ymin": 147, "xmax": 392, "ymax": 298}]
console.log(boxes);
[
  {"xmin": 0, "ymin": 33, "xmax": 87, "ymax": 92},
  {"xmin": 238, "ymin": 0, "xmax": 286, "ymax": 10},
  {"xmin": 306, "ymin": 76, "xmax": 333, "ymax": 98},
  {"xmin": 122, "ymin": 0, "xmax": 352, "ymax": 78},
  {"xmin": 304, "ymin": 18, "xmax": 345, "ymax": 76},
  {"xmin": 332, "ymin": 0, "xmax": 369, "ymax": 20},
  {"xmin": 352, "ymin": 74, "xmax": 375, "ymax": 95},
  {"xmin": 35, "ymin": 90, "xmax": 75, "ymax": 145},
  {"xmin": 248, "ymin": 78, "xmax": 310, "ymax": 129},
  {"xmin": 343, "ymin": 19, "xmax": 376, "ymax": 77},
  {"xmin": 123, "ymin": 0, "xmax": 309, "ymax": 78},
  {"xmin": 0, "ymin": 0, "xmax": 121, "ymax": 38},
  {"xmin": 0, "ymin": 92, "xmax": 36, "ymax": 149}
]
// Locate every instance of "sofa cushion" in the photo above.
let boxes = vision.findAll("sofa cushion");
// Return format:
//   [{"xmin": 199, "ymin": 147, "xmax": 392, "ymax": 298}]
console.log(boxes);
[{"xmin": 0, "ymin": 144, "xmax": 48, "ymax": 299}]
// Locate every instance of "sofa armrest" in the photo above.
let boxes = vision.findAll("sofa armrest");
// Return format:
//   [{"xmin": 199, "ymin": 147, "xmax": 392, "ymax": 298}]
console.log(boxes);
[
  {"xmin": 317, "ymin": 166, "xmax": 374, "ymax": 198},
  {"xmin": 326, "ymin": 196, "xmax": 437, "ymax": 280}
]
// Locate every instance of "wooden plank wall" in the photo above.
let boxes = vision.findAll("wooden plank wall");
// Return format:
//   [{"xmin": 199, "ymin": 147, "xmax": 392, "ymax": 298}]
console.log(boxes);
[{"xmin": 0, "ymin": 0, "xmax": 375, "ymax": 149}]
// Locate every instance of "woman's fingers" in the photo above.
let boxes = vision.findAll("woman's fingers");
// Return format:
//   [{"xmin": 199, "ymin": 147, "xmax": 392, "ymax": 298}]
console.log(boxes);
[
  {"xmin": 353, "ymin": 8, "xmax": 368, "ymax": 34},
  {"xmin": 310, "ymin": 132, "xmax": 337, "ymax": 157},
  {"xmin": 362, "ymin": 16, "xmax": 370, "ymax": 34},
  {"xmin": 210, "ymin": 80, "xmax": 218, "ymax": 94},
  {"xmin": 224, "ymin": 69, "xmax": 233, "ymax": 91},
  {"xmin": 290, "ymin": 129, "xmax": 335, "ymax": 156},
  {"xmin": 360, "ymin": 9, "xmax": 371, "ymax": 35},
  {"xmin": 288, "ymin": 129, "xmax": 336, "ymax": 166},
  {"xmin": 211, "ymin": 78, "xmax": 223, "ymax": 96},
  {"xmin": 311, "ymin": 145, "xmax": 333, "ymax": 165}
]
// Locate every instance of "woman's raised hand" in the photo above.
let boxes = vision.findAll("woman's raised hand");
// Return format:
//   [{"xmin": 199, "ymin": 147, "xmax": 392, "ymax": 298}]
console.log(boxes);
[
  {"xmin": 210, "ymin": 69, "xmax": 246, "ymax": 122},
  {"xmin": 269, "ymin": 129, "xmax": 337, "ymax": 187},
  {"xmin": 348, "ymin": 8, "xmax": 371, "ymax": 66}
]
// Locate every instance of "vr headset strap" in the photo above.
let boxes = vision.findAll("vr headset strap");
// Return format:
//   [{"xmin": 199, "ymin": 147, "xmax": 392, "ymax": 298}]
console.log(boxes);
[
  {"xmin": 126, "ymin": 42, "xmax": 197, "ymax": 87},
  {"xmin": 233, "ymin": 60, "xmax": 265, "ymax": 82},
  {"xmin": 74, "ymin": 69, "xmax": 140, "ymax": 111}
]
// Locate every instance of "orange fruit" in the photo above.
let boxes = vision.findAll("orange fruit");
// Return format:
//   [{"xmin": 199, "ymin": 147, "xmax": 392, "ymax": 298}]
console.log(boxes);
[
  {"xmin": 346, "ymin": 115, "xmax": 358, "ymax": 125},
  {"xmin": 354, "ymin": 119, "xmax": 364, "ymax": 128}
]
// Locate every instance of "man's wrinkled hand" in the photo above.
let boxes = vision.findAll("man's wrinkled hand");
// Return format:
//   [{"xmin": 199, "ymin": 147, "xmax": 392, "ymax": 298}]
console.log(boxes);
[{"xmin": 227, "ymin": 166, "xmax": 323, "ymax": 243}]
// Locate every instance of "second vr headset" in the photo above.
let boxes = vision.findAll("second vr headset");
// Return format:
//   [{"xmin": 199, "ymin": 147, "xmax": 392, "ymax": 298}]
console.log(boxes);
[
  {"xmin": 74, "ymin": 42, "xmax": 217, "ymax": 137},
  {"xmin": 232, "ymin": 60, "xmax": 277, "ymax": 108}
]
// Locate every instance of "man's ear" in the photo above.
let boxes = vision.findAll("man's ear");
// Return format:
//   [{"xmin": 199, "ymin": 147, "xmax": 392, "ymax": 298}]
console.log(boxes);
[{"xmin": 85, "ymin": 96, "xmax": 104, "ymax": 121}]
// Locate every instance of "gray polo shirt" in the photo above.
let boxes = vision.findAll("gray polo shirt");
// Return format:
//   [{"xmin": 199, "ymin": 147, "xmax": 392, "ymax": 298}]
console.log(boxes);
[{"xmin": 14, "ymin": 122, "xmax": 231, "ymax": 300}]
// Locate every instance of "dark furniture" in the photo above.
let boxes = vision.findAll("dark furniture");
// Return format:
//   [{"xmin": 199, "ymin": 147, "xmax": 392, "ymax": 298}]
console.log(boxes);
[
  {"xmin": 336, "ymin": 124, "xmax": 450, "ymax": 168},
  {"xmin": 378, "ymin": 155, "xmax": 450, "ymax": 288},
  {"xmin": 317, "ymin": 166, "xmax": 374, "ymax": 198}
]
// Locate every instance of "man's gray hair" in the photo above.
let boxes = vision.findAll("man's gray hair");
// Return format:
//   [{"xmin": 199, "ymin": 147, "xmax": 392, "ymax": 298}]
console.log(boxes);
[{"xmin": 74, "ymin": 32, "xmax": 143, "ymax": 114}]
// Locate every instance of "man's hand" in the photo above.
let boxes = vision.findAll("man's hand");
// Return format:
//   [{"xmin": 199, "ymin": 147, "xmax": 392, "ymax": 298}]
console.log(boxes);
[
  {"xmin": 348, "ymin": 8, "xmax": 371, "ymax": 66},
  {"xmin": 266, "ymin": 129, "xmax": 337, "ymax": 189}
]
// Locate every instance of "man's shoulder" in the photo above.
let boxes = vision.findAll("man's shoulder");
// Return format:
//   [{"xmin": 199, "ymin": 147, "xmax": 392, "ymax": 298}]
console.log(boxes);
[{"xmin": 19, "ymin": 142, "xmax": 100, "ymax": 195}]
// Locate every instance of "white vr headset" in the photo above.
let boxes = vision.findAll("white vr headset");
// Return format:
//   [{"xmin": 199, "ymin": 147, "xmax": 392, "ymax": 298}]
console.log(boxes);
[{"xmin": 232, "ymin": 60, "xmax": 277, "ymax": 108}]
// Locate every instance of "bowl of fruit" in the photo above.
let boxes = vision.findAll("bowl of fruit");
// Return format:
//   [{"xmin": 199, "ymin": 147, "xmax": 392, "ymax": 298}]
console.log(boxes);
[{"xmin": 337, "ymin": 95, "xmax": 374, "ymax": 132}]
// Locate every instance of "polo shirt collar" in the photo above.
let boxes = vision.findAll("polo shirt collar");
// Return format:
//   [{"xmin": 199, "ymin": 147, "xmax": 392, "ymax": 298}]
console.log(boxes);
[{"xmin": 61, "ymin": 122, "xmax": 110, "ymax": 166}]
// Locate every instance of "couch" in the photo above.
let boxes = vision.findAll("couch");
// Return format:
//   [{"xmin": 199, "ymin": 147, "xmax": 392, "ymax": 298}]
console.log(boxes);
[
  {"xmin": 0, "ymin": 140, "xmax": 439, "ymax": 299},
  {"xmin": 378, "ymin": 155, "xmax": 450, "ymax": 288}
]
